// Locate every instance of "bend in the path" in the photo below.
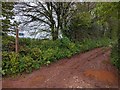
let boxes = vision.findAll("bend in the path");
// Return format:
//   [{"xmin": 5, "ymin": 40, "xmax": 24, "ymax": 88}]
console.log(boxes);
[{"xmin": 2, "ymin": 47, "xmax": 118, "ymax": 88}]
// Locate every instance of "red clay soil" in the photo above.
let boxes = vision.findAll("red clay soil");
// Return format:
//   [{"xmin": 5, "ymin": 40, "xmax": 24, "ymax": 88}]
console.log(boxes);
[{"xmin": 2, "ymin": 47, "xmax": 119, "ymax": 88}]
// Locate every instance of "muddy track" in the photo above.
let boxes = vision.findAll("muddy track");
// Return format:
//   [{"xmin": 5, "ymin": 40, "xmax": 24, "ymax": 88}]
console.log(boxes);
[{"xmin": 2, "ymin": 47, "xmax": 119, "ymax": 88}]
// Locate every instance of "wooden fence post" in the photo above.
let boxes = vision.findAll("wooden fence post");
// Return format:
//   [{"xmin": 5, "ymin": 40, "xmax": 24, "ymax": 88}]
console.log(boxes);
[{"xmin": 15, "ymin": 26, "xmax": 19, "ymax": 53}]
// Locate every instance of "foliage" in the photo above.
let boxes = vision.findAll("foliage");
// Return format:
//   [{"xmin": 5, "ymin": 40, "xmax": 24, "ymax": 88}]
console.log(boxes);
[
  {"xmin": 19, "ymin": 38, "xmax": 32, "ymax": 47},
  {"xmin": 63, "ymin": 2, "xmax": 118, "ymax": 42},
  {"xmin": 2, "ymin": 52, "xmax": 19, "ymax": 75},
  {"xmin": 2, "ymin": 51, "xmax": 41, "ymax": 75},
  {"xmin": 2, "ymin": 2, "xmax": 18, "ymax": 34},
  {"xmin": 63, "ymin": 3, "xmax": 95, "ymax": 42},
  {"xmin": 2, "ymin": 35, "xmax": 114, "ymax": 76},
  {"xmin": 94, "ymin": 2, "xmax": 118, "ymax": 39},
  {"xmin": 42, "ymin": 48, "xmax": 56, "ymax": 63},
  {"xmin": 15, "ymin": 2, "xmax": 75, "ymax": 40},
  {"xmin": 78, "ymin": 37, "xmax": 113, "ymax": 53},
  {"xmin": 20, "ymin": 56, "xmax": 34, "ymax": 73},
  {"xmin": 2, "ymin": 35, "xmax": 15, "ymax": 51},
  {"xmin": 2, "ymin": 2, "xmax": 118, "ymax": 76},
  {"xmin": 30, "ymin": 48, "xmax": 42, "ymax": 60},
  {"xmin": 64, "ymin": 12, "xmax": 92, "ymax": 41},
  {"xmin": 111, "ymin": 43, "xmax": 120, "ymax": 70}
]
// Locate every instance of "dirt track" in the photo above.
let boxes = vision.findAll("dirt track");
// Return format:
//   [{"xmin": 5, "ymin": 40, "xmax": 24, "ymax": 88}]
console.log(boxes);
[{"xmin": 2, "ymin": 47, "xmax": 119, "ymax": 88}]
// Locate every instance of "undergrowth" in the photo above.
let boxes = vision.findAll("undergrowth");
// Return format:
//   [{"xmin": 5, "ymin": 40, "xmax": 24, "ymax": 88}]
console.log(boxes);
[{"xmin": 1, "ymin": 35, "xmax": 115, "ymax": 76}]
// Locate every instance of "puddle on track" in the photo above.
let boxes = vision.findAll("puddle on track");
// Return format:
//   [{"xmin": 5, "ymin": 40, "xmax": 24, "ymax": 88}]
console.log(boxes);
[{"xmin": 84, "ymin": 69, "xmax": 118, "ymax": 85}]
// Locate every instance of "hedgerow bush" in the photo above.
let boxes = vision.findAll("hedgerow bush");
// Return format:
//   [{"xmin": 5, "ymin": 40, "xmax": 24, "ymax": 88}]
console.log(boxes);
[
  {"xmin": 2, "ymin": 52, "xmax": 19, "ymax": 75},
  {"xmin": 2, "ymin": 35, "xmax": 15, "ymax": 51},
  {"xmin": 21, "ymin": 55, "xmax": 34, "ymax": 73},
  {"xmin": 78, "ymin": 37, "xmax": 113, "ymax": 53},
  {"xmin": 42, "ymin": 48, "xmax": 56, "ymax": 62},
  {"xmin": 2, "ymin": 36, "xmax": 114, "ymax": 76},
  {"xmin": 111, "ymin": 43, "xmax": 120, "ymax": 70},
  {"xmin": 30, "ymin": 48, "xmax": 42, "ymax": 60}
]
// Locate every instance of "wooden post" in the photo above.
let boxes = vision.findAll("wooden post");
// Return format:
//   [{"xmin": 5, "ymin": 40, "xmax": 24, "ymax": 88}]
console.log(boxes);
[{"xmin": 16, "ymin": 26, "xmax": 19, "ymax": 53}]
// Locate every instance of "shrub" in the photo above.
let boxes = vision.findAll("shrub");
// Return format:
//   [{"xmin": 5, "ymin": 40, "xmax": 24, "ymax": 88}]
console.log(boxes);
[
  {"xmin": 2, "ymin": 35, "xmax": 15, "ymax": 51},
  {"xmin": 54, "ymin": 48, "xmax": 65, "ymax": 59},
  {"xmin": 42, "ymin": 48, "xmax": 56, "ymax": 64},
  {"xmin": 0, "ymin": 67, "xmax": 5, "ymax": 75},
  {"xmin": 20, "ymin": 56, "xmax": 34, "ymax": 73},
  {"xmin": 2, "ymin": 51, "xmax": 10, "ymax": 61},
  {"xmin": 2, "ymin": 35, "xmax": 115, "ymax": 76},
  {"xmin": 2, "ymin": 51, "xmax": 41, "ymax": 75},
  {"xmin": 60, "ymin": 37, "xmax": 71, "ymax": 48},
  {"xmin": 9, "ymin": 52, "xmax": 19, "ymax": 74},
  {"xmin": 111, "ymin": 43, "xmax": 119, "ymax": 69},
  {"xmin": 19, "ymin": 46, "xmax": 30, "ymax": 56},
  {"xmin": 63, "ymin": 49, "xmax": 73, "ymax": 58},
  {"xmin": 30, "ymin": 48, "xmax": 42, "ymax": 60},
  {"xmin": 19, "ymin": 38, "xmax": 32, "ymax": 47},
  {"xmin": 78, "ymin": 39, "xmax": 96, "ymax": 52},
  {"xmin": 40, "ymin": 40, "xmax": 55, "ymax": 50},
  {"xmin": 67, "ymin": 42, "xmax": 78, "ymax": 54},
  {"xmin": 2, "ymin": 52, "xmax": 19, "ymax": 75},
  {"xmin": 32, "ymin": 60, "xmax": 41, "ymax": 69}
]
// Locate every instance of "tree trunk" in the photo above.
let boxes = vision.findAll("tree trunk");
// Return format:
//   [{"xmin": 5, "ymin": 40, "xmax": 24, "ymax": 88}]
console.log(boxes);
[{"xmin": 51, "ymin": 25, "xmax": 58, "ymax": 41}]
